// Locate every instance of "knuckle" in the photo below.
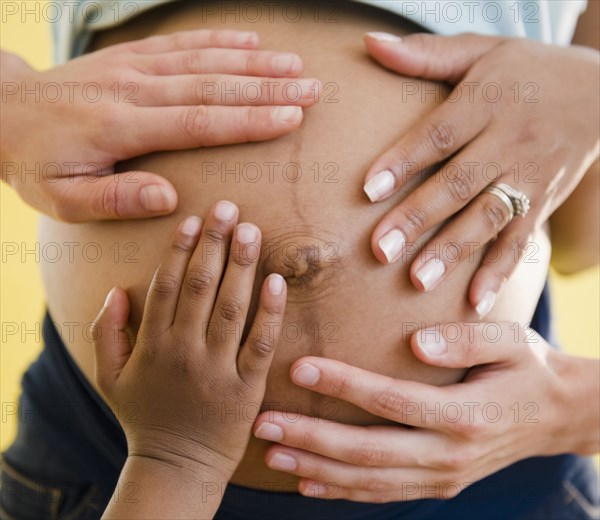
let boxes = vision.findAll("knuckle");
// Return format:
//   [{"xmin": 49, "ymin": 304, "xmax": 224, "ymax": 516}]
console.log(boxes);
[
  {"xmin": 231, "ymin": 244, "xmax": 258, "ymax": 268},
  {"xmin": 170, "ymin": 233, "xmax": 197, "ymax": 255},
  {"xmin": 101, "ymin": 181, "xmax": 121, "ymax": 218},
  {"xmin": 203, "ymin": 227, "xmax": 227, "ymax": 244},
  {"xmin": 453, "ymin": 416, "xmax": 487, "ymax": 439},
  {"xmin": 401, "ymin": 206, "xmax": 428, "ymax": 236},
  {"xmin": 185, "ymin": 49, "xmax": 204, "ymax": 72},
  {"xmin": 217, "ymin": 296, "xmax": 244, "ymax": 322},
  {"xmin": 361, "ymin": 471, "xmax": 388, "ymax": 492},
  {"xmin": 180, "ymin": 105, "xmax": 212, "ymax": 138},
  {"xmin": 427, "ymin": 120, "xmax": 458, "ymax": 154},
  {"xmin": 248, "ymin": 335, "xmax": 275, "ymax": 359},
  {"xmin": 261, "ymin": 299, "xmax": 283, "ymax": 318},
  {"xmin": 184, "ymin": 266, "xmax": 215, "ymax": 297},
  {"xmin": 245, "ymin": 51, "xmax": 261, "ymax": 74},
  {"xmin": 352, "ymin": 440, "xmax": 386, "ymax": 467},
  {"xmin": 373, "ymin": 386, "xmax": 407, "ymax": 418},
  {"xmin": 440, "ymin": 447, "xmax": 474, "ymax": 471},
  {"xmin": 298, "ymin": 429, "xmax": 316, "ymax": 451},
  {"xmin": 443, "ymin": 164, "xmax": 474, "ymax": 203},
  {"xmin": 326, "ymin": 372, "xmax": 351, "ymax": 398},
  {"xmin": 151, "ymin": 271, "xmax": 180, "ymax": 296},
  {"xmin": 481, "ymin": 199, "xmax": 511, "ymax": 234}
]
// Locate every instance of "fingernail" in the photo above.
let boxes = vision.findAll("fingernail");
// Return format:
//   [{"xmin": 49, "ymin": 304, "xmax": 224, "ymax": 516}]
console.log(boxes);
[
  {"xmin": 274, "ymin": 106, "xmax": 302, "ymax": 123},
  {"xmin": 273, "ymin": 53, "xmax": 300, "ymax": 75},
  {"xmin": 140, "ymin": 185, "xmax": 176, "ymax": 212},
  {"xmin": 378, "ymin": 229, "xmax": 406, "ymax": 263},
  {"xmin": 416, "ymin": 328, "xmax": 447, "ymax": 356},
  {"xmin": 476, "ymin": 290, "xmax": 497, "ymax": 318},
  {"xmin": 214, "ymin": 200, "xmax": 237, "ymax": 222},
  {"xmin": 292, "ymin": 363, "xmax": 320, "ymax": 387},
  {"xmin": 366, "ymin": 32, "xmax": 403, "ymax": 43},
  {"xmin": 254, "ymin": 423, "xmax": 284, "ymax": 442},
  {"xmin": 268, "ymin": 452, "xmax": 297, "ymax": 472},
  {"xmin": 237, "ymin": 223, "xmax": 259, "ymax": 244},
  {"xmin": 415, "ymin": 258, "xmax": 445, "ymax": 291},
  {"xmin": 364, "ymin": 170, "xmax": 395, "ymax": 202},
  {"xmin": 181, "ymin": 216, "xmax": 201, "ymax": 237},
  {"xmin": 268, "ymin": 274, "xmax": 285, "ymax": 295},
  {"xmin": 104, "ymin": 287, "xmax": 117, "ymax": 307}
]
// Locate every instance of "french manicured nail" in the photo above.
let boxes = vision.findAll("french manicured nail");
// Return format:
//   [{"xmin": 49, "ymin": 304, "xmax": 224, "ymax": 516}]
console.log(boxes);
[
  {"xmin": 181, "ymin": 216, "xmax": 201, "ymax": 236},
  {"xmin": 292, "ymin": 363, "xmax": 320, "ymax": 386},
  {"xmin": 140, "ymin": 185, "xmax": 176, "ymax": 212},
  {"xmin": 268, "ymin": 452, "xmax": 297, "ymax": 472},
  {"xmin": 273, "ymin": 53, "xmax": 300, "ymax": 75},
  {"xmin": 416, "ymin": 258, "xmax": 445, "ymax": 291},
  {"xmin": 237, "ymin": 223, "xmax": 259, "ymax": 244},
  {"xmin": 268, "ymin": 274, "xmax": 285, "ymax": 295},
  {"xmin": 416, "ymin": 329, "xmax": 447, "ymax": 356},
  {"xmin": 378, "ymin": 229, "xmax": 406, "ymax": 263},
  {"xmin": 254, "ymin": 423, "xmax": 284, "ymax": 442},
  {"xmin": 274, "ymin": 106, "xmax": 302, "ymax": 123},
  {"xmin": 214, "ymin": 200, "xmax": 237, "ymax": 222},
  {"xmin": 364, "ymin": 170, "xmax": 395, "ymax": 202},
  {"xmin": 366, "ymin": 32, "xmax": 402, "ymax": 43},
  {"xmin": 104, "ymin": 287, "xmax": 117, "ymax": 307},
  {"xmin": 476, "ymin": 290, "xmax": 497, "ymax": 318}
]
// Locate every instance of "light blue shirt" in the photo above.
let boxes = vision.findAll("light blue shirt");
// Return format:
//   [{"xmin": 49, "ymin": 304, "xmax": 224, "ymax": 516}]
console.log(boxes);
[{"xmin": 50, "ymin": 0, "xmax": 588, "ymax": 64}]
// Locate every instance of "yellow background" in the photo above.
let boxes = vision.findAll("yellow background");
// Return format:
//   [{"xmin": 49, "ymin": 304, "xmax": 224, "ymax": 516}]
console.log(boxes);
[{"xmin": 1, "ymin": 4, "xmax": 598, "ymax": 461}]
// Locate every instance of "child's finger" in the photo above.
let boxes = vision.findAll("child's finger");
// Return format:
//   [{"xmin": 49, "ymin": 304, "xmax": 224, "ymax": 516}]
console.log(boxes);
[
  {"xmin": 143, "ymin": 216, "xmax": 203, "ymax": 332},
  {"xmin": 237, "ymin": 274, "xmax": 287, "ymax": 388},
  {"xmin": 207, "ymin": 223, "xmax": 262, "ymax": 356},
  {"xmin": 174, "ymin": 201, "xmax": 238, "ymax": 339},
  {"xmin": 92, "ymin": 287, "xmax": 132, "ymax": 396}
]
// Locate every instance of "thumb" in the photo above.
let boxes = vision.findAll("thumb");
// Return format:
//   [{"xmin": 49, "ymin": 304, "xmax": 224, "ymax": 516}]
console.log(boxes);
[
  {"xmin": 409, "ymin": 322, "xmax": 529, "ymax": 368},
  {"xmin": 363, "ymin": 32, "xmax": 505, "ymax": 84},
  {"xmin": 92, "ymin": 287, "xmax": 132, "ymax": 397},
  {"xmin": 49, "ymin": 171, "xmax": 177, "ymax": 222}
]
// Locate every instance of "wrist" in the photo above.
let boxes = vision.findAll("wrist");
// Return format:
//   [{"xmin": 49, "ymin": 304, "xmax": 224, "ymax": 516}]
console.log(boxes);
[
  {"xmin": 103, "ymin": 455, "xmax": 231, "ymax": 519},
  {"xmin": 126, "ymin": 453, "xmax": 232, "ymax": 486},
  {"xmin": 551, "ymin": 350, "xmax": 600, "ymax": 455},
  {"xmin": 126, "ymin": 434, "xmax": 237, "ymax": 483}
]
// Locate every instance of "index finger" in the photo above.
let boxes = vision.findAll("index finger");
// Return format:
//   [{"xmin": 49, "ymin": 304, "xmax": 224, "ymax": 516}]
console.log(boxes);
[
  {"xmin": 363, "ymin": 86, "xmax": 492, "ymax": 204},
  {"xmin": 289, "ymin": 357, "xmax": 454, "ymax": 430},
  {"xmin": 125, "ymin": 29, "xmax": 260, "ymax": 54}
]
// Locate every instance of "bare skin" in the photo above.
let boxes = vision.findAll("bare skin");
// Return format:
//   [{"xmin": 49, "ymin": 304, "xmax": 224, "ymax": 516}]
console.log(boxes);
[{"xmin": 38, "ymin": 0, "xmax": 549, "ymax": 489}]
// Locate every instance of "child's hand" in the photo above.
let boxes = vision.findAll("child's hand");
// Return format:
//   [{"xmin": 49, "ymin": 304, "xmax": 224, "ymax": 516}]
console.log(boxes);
[
  {"xmin": 92, "ymin": 200, "xmax": 286, "ymax": 482},
  {"xmin": 1, "ymin": 30, "xmax": 317, "ymax": 221}
]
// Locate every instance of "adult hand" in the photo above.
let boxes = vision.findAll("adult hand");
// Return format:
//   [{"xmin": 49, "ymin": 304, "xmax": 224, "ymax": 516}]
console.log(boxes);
[
  {"xmin": 361, "ymin": 33, "xmax": 599, "ymax": 316},
  {"xmin": 92, "ymin": 200, "xmax": 287, "ymax": 481},
  {"xmin": 1, "ymin": 30, "xmax": 318, "ymax": 221},
  {"xmin": 253, "ymin": 322, "xmax": 599, "ymax": 502}
]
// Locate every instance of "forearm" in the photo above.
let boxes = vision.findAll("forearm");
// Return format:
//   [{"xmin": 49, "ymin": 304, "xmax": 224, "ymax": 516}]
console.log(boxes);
[
  {"xmin": 553, "ymin": 350, "xmax": 600, "ymax": 456},
  {"xmin": 102, "ymin": 457, "xmax": 229, "ymax": 520},
  {"xmin": 550, "ymin": 159, "xmax": 600, "ymax": 274}
]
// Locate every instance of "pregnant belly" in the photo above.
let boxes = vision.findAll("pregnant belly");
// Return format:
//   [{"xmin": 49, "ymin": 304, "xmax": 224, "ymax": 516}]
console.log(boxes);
[{"xmin": 38, "ymin": 0, "xmax": 550, "ymax": 488}]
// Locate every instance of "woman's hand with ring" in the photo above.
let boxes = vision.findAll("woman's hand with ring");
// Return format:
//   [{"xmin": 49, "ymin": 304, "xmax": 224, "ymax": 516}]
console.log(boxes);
[{"xmin": 362, "ymin": 33, "xmax": 599, "ymax": 316}]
